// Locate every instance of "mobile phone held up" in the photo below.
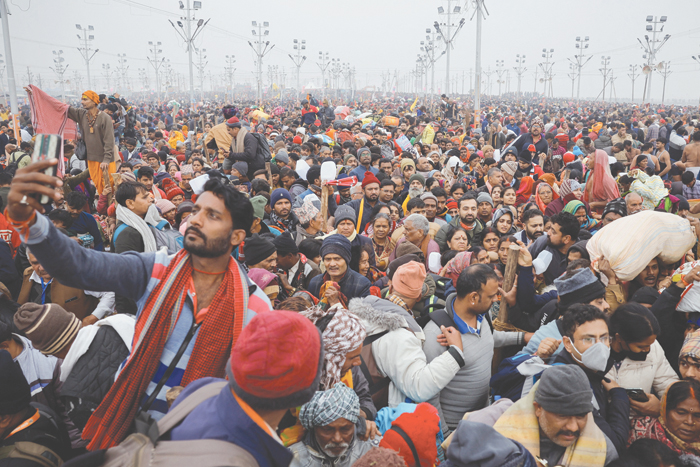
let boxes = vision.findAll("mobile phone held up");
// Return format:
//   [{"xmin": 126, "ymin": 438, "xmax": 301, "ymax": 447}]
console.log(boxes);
[
  {"xmin": 30, "ymin": 134, "xmax": 61, "ymax": 205},
  {"xmin": 625, "ymin": 388, "xmax": 649, "ymax": 403}
]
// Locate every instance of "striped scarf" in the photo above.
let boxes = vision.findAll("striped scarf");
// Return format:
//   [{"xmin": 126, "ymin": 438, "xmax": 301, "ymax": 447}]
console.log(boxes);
[
  {"xmin": 82, "ymin": 249, "xmax": 248, "ymax": 450},
  {"xmin": 493, "ymin": 381, "xmax": 607, "ymax": 467}
]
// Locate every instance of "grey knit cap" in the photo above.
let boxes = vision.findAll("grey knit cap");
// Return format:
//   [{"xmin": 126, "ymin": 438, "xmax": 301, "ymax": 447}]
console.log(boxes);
[
  {"xmin": 334, "ymin": 205, "xmax": 357, "ymax": 226},
  {"xmin": 477, "ymin": 192, "xmax": 494, "ymax": 207},
  {"xmin": 535, "ymin": 365, "xmax": 594, "ymax": 415}
]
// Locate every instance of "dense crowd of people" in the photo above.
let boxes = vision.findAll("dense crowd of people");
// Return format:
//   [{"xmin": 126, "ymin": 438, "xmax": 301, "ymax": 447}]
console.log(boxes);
[{"xmin": 1, "ymin": 86, "xmax": 700, "ymax": 466}]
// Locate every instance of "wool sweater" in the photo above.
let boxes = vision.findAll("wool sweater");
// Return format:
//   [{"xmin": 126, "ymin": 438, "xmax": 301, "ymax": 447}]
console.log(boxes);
[{"xmin": 423, "ymin": 293, "xmax": 523, "ymax": 432}]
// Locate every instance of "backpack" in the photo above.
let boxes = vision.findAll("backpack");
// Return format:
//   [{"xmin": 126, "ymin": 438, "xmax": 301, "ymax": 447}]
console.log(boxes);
[
  {"xmin": 250, "ymin": 132, "xmax": 271, "ymax": 164},
  {"xmin": 358, "ymin": 330, "xmax": 391, "ymax": 410},
  {"xmin": 5, "ymin": 151, "xmax": 29, "ymax": 176},
  {"xmin": 490, "ymin": 354, "xmax": 558, "ymax": 403},
  {"xmin": 95, "ymin": 381, "xmax": 259, "ymax": 467},
  {"xmin": 380, "ymin": 144, "xmax": 394, "ymax": 160},
  {"xmin": 113, "ymin": 221, "xmax": 184, "ymax": 255}
]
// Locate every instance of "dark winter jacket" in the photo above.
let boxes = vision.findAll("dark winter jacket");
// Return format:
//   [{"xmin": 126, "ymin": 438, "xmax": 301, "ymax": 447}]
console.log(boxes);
[{"xmin": 308, "ymin": 268, "xmax": 371, "ymax": 300}]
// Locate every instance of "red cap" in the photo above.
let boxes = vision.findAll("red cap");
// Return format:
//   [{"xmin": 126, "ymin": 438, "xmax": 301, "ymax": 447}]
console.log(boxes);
[
  {"xmin": 563, "ymin": 152, "xmax": 575, "ymax": 164},
  {"xmin": 446, "ymin": 198, "xmax": 458, "ymax": 210},
  {"xmin": 226, "ymin": 116, "xmax": 240, "ymax": 127},
  {"xmin": 527, "ymin": 144, "xmax": 536, "ymax": 152},
  {"xmin": 293, "ymin": 135, "xmax": 303, "ymax": 144},
  {"xmin": 361, "ymin": 171, "xmax": 380, "ymax": 188},
  {"xmin": 230, "ymin": 310, "xmax": 322, "ymax": 405},
  {"xmin": 380, "ymin": 403, "xmax": 440, "ymax": 467}
]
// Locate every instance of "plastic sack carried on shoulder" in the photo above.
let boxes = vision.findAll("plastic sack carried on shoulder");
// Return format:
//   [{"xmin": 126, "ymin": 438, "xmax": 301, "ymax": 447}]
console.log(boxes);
[
  {"xmin": 587, "ymin": 210, "xmax": 696, "ymax": 281},
  {"xmin": 630, "ymin": 170, "xmax": 669, "ymax": 210},
  {"xmin": 673, "ymin": 260, "xmax": 700, "ymax": 313},
  {"xmin": 421, "ymin": 124, "xmax": 435, "ymax": 145}
]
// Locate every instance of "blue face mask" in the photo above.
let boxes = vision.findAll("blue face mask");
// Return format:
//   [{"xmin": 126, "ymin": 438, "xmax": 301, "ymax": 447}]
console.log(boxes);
[{"xmin": 568, "ymin": 338, "xmax": 610, "ymax": 373}]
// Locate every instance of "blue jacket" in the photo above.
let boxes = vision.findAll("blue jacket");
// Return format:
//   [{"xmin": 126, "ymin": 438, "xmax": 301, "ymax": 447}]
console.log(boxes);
[
  {"xmin": 170, "ymin": 377, "xmax": 292, "ymax": 467},
  {"xmin": 348, "ymin": 165, "xmax": 378, "ymax": 183},
  {"xmin": 308, "ymin": 268, "xmax": 371, "ymax": 300}
]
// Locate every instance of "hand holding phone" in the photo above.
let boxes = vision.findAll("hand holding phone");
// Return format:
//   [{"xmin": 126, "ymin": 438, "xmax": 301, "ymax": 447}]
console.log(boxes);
[{"xmin": 30, "ymin": 134, "xmax": 61, "ymax": 205}]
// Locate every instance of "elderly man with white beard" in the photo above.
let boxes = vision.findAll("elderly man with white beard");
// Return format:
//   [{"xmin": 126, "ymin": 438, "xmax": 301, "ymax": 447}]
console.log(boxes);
[{"xmin": 289, "ymin": 383, "xmax": 373, "ymax": 467}]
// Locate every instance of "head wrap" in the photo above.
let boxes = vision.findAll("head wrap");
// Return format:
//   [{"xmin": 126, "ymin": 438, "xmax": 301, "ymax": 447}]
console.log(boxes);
[
  {"xmin": 440, "ymin": 252, "xmax": 473, "ymax": 287},
  {"xmin": 602, "ymin": 198, "xmax": 627, "ymax": 218},
  {"xmin": 294, "ymin": 195, "xmax": 321, "ymax": 224},
  {"xmin": 535, "ymin": 365, "xmax": 594, "ymax": 415},
  {"xmin": 299, "ymin": 383, "xmax": 360, "ymax": 429},
  {"xmin": 302, "ymin": 306, "xmax": 366, "ymax": 389},
  {"xmin": 82, "ymin": 90, "xmax": 100, "ymax": 105},
  {"xmin": 516, "ymin": 176, "xmax": 534, "ymax": 204},
  {"xmin": 680, "ymin": 331, "xmax": 700, "ymax": 362},
  {"xmin": 659, "ymin": 380, "xmax": 700, "ymax": 455},
  {"xmin": 587, "ymin": 149, "xmax": 620, "ymax": 203},
  {"xmin": 320, "ymin": 234, "xmax": 352, "ymax": 265},
  {"xmin": 559, "ymin": 179, "xmax": 577, "ymax": 198},
  {"xmin": 247, "ymin": 268, "xmax": 279, "ymax": 297},
  {"xmin": 392, "ymin": 262, "xmax": 426, "ymax": 299}
]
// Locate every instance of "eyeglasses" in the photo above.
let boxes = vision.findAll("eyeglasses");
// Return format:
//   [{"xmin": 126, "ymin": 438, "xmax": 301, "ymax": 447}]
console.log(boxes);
[{"xmin": 579, "ymin": 336, "xmax": 610, "ymax": 346}]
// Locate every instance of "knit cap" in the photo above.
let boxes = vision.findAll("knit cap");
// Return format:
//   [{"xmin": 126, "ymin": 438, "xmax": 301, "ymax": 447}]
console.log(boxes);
[
  {"xmin": 270, "ymin": 188, "xmax": 292, "ymax": 208},
  {"xmin": 14, "ymin": 303, "xmax": 82, "ymax": 355},
  {"xmin": 272, "ymin": 231, "xmax": 299, "ymax": 256},
  {"xmin": 501, "ymin": 161, "xmax": 518, "ymax": 177},
  {"xmin": 477, "ymin": 192, "xmax": 494, "ymax": 207},
  {"xmin": 275, "ymin": 149, "xmax": 289, "ymax": 164},
  {"xmin": 0, "ymin": 349, "xmax": 31, "ymax": 415},
  {"xmin": 334, "ymin": 205, "xmax": 357, "ymax": 226},
  {"xmin": 320, "ymin": 234, "xmax": 352, "ymax": 265},
  {"xmin": 535, "ymin": 365, "xmax": 593, "ymax": 415},
  {"xmin": 387, "ymin": 254, "xmax": 421, "ymax": 280},
  {"xmin": 293, "ymin": 135, "xmax": 303, "ymax": 145},
  {"xmin": 231, "ymin": 161, "xmax": 248, "ymax": 177},
  {"xmin": 228, "ymin": 310, "xmax": 323, "ymax": 410},
  {"xmin": 409, "ymin": 173, "xmax": 425, "ymax": 186},
  {"xmin": 361, "ymin": 171, "xmax": 380, "ymax": 188},
  {"xmin": 357, "ymin": 147, "xmax": 370, "ymax": 159},
  {"xmin": 244, "ymin": 233, "xmax": 276, "ymax": 267},
  {"xmin": 380, "ymin": 403, "xmax": 440, "ymax": 467},
  {"xmin": 554, "ymin": 267, "xmax": 606, "ymax": 310},
  {"xmin": 400, "ymin": 158, "xmax": 416, "ymax": 172},
  {"xmin": 249, "ymin": 195, "xmax": 268, "ymax": 220},
  {"xmin": 161, "ymin": 178, "xmax": 185, "ymax": 201},
  {"xmin": 392, "ymin": 262, "xmax": 426, "ymax": 299},
  {"xmin": 155, "ymin": 199, "xmax": 176, "ymax": 214}
]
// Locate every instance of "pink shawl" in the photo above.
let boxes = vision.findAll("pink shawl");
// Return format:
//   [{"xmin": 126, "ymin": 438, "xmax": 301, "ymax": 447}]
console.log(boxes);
[{"xmin": 586, "ymin": 149, "xmax": 620, "ymax": 203}]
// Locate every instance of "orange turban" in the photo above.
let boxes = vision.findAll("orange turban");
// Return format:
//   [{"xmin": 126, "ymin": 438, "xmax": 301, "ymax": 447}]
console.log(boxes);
[{"xmin": 82, "ymin": 91, "xmax": 99, "ymax": 105}]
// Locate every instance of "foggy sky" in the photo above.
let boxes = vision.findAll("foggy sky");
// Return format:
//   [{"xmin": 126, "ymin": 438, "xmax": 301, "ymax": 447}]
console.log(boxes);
[{"xmin": 7, "ymin": 0, "xmax": 700, "ymax": 104}]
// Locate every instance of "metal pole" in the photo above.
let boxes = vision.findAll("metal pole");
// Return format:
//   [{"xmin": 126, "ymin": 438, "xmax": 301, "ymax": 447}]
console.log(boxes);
[
  {"xmin": 474, "ymin": 0, "xmax": 482, "ymax": 117},
  {"xmin": 186, "ymin": 0, "xmax": 195, "ymax": 107},
  {"xmin": 0, "ymin": 0, "xmax": 17, "ymax": 114},
  {"xmin": 445, "ymin": 0, "xmax": 451, "ymax": 95}
]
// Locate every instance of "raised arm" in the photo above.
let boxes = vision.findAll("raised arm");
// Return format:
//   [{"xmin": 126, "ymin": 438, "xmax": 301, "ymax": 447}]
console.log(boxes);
[{"xmin": 7, "ymin": 160, "xmax": 152, "ymax": 301}]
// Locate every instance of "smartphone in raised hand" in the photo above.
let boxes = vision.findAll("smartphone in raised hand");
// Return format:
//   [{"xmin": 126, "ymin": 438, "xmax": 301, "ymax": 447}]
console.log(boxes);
[{"xmin": 30, "ymin": 134, "xmax": 61, "ymax": 204}]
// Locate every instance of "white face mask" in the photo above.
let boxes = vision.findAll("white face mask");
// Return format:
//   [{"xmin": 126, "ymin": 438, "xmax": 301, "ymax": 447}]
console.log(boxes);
[{"xmin": 568, "ymin": 338, "xmax": 610, "ymax": 373}]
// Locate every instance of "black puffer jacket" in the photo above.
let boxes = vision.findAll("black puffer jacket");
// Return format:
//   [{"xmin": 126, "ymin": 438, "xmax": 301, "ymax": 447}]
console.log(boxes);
[{"xmin": 59, "ymin": 325, "xmax": 130, "ymax": 430}]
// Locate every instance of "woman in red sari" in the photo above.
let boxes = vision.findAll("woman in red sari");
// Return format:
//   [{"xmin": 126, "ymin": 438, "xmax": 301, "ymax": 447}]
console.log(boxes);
[{"xmin": 584, "ymin": 149, "xmax": 620, "ymax": 213}]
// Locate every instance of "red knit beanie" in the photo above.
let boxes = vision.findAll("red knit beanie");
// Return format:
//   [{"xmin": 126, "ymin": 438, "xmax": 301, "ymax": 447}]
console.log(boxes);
[
  {"xmin": 227, "ymin": 310, "xmax": 323, "ymax": 410},
  {"xmin": 361, "ymin": 171, "xmax": 380, "ymax": 188},
  {"xmin": 379, "ymin": 403, "xmax": 440, "ymax": 467},
  {"xmin": 161, "ymin": 178, "xmax": 185, "ymax": 201}
]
